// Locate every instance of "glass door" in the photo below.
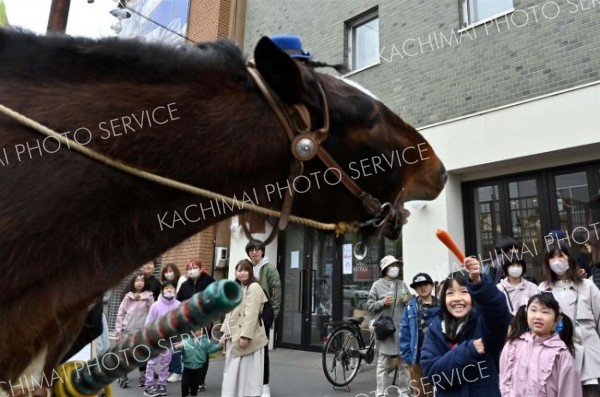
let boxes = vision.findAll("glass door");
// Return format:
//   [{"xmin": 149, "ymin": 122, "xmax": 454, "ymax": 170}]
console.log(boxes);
[
  {"xmin": 278, "ymin": 223, "xmax": 305, "ymax": 349},
  {"xmin": 278, "ymin": 224, "xmax": 335, "ymax": 351}
]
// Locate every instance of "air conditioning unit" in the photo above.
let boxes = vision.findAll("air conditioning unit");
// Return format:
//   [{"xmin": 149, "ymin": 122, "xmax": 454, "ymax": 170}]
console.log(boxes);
[{"xmin": 214, "ymin": 247, "xmax": 229, "ymax": 268}]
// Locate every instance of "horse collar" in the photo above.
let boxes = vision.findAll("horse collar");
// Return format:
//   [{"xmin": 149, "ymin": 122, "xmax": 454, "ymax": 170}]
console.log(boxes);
[{"xmin": 245, "ymin": 62, "xmax": 390, "ymax": 230}]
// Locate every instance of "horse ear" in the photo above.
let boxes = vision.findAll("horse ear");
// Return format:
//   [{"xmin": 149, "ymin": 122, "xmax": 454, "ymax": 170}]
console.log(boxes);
[{"xmin": 254, "ymin": 37, "xmax": 307, "ymax": 105}]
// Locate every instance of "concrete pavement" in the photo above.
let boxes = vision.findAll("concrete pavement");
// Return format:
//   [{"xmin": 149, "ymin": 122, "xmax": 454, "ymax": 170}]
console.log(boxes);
[{"xmin": 109, "ymin": 348, "xmax": 408, "ymax": 397}]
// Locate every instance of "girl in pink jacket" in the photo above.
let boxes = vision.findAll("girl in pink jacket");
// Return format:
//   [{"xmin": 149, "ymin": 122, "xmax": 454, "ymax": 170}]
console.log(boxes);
[
  {"xmin": 115, "ymin": 273, "xmax": 154, "ymax": 388},
  {"xmin": 500, "ymin": 293, "xmax": 582, "ymax": 397}
]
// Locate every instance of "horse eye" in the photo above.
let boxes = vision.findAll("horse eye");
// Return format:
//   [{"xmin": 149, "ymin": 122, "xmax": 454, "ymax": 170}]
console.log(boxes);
[{"xmin": 367, "ymin": 114, "xmax": 381, "ymax": 129}]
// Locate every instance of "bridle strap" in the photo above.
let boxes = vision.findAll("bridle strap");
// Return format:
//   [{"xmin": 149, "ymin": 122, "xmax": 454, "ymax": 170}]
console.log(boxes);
[{"xmin": 245, "ymin": 62, "xmax": 385, "ymax": 218}]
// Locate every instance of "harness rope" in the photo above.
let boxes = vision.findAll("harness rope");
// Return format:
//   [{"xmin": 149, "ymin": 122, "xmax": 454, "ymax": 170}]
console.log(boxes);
[{"xmin": 0, "ymin": 103, "xmax": 357, "ymax": 236}]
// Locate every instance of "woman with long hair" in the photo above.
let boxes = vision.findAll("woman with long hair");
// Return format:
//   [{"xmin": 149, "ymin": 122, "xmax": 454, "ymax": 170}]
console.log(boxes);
[
  {"xmin": 221, "ymin": 259, "xmax": 268, "ymax": 396},
  {"xmin": 538, "ymin": 242, "xmax": 600, "ymax": 396}
]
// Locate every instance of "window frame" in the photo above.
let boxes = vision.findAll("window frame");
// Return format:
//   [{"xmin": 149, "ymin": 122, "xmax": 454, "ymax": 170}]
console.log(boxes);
[
  {"xmin": 347, "ymin": 9, "xmax": 380, "ymax": 72},
  {"xmin": 459, "ymin": 0, "xmax": 514, "ymax": 29}
]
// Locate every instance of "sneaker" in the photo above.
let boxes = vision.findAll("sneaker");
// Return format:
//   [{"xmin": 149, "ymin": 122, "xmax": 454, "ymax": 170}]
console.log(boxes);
[
  {"xmin": 118, "ymin": 376, "xmax": 129, "ymax": 389},
  {"xmin": 198, "ymin": 384, "xmax": 206, "ymax": 392},
  {"xmin": 167, "ymin": 373, "xmax": 181, "ymax": 383},
  {"xmin": 144, "ymin": 386, "xmax": 160, "ymax": 397},
  {"xmin": 261, "ymin": 384, "xmax": 271, "ymax": 397},
  {"xmin": 138, "ymin": 376, "xmax": 145, "ymax": 387},
  {"xmin": 157, "ymin": 385, "xmax": 168, "ymax": 396}
]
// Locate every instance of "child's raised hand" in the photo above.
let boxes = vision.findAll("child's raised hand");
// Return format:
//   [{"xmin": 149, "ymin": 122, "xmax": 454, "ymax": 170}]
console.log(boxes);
[
  {"xmin": 473, "ymin": 338, "xmax": 485, "ymax": 355},
  {"xmin": 464, "ymin": 257, "xmax": 481, "ymax": 284}
]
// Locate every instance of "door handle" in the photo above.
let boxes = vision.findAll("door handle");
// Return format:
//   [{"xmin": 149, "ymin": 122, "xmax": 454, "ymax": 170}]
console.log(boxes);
[{"xmin": 311, "ymin": 270, "xmax": 316, "ymax": 314}]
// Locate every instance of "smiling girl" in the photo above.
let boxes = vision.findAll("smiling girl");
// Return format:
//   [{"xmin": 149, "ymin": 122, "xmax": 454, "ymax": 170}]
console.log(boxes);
[
  {"xmin": 500, "ymin": 294, "xmax": 581, "ymax": 397},
  {"xmin": 421, "ymin": 257, "xmax": 512, "ymax": 397}
]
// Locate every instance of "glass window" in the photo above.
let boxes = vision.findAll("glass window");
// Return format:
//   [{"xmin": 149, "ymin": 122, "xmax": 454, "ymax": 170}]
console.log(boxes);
[
  {"xmin": 461, "ymin": 0, "xmax": 513, "ymax": 26},
  {"xmin": 348, "ymin": 13, "xmax": 379, "ymax": 70},
  {"xmin": 473, "ymin": 185, "xmax": 502, "ymax": 260},
  {"xmin": 555, "ymin": 172, "xmax": 590, "ymax": 235}
]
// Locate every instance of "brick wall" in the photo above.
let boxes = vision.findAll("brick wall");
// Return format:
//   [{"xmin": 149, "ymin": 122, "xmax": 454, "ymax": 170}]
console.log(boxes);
[
  {"xmin": 188, "ymin": 0, "xmax": 233, "ymax": 42},
  {"xmin": 160, "ymin": 226, "xmax": 215, "ymax": 276},
  {"xmin": 243, "ymin": 0, "xmax": 600, "ymax": 127}
]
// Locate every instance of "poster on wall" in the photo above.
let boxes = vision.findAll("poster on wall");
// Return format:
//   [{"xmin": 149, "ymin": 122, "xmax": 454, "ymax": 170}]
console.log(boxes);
[
  {"xmin": 291, "ymin": 251, "xmax": 299, "ymax": 269},
  {"xmin": 342, "ymin": 244, "xmax": 352, "ymax": 275},
  {"xmin": 120, "ymin": 0, "xmax": 190, "ymax": 45}
]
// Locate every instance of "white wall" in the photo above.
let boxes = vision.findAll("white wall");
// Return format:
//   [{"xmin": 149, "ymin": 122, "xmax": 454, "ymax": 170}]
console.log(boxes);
[
  {"xmin": 402, "ymin": 82, "xmax": 600, "ymax": 289},
  {"xmin": 227, "ymin": 217, "xmax": 278, "ymax": 280}
]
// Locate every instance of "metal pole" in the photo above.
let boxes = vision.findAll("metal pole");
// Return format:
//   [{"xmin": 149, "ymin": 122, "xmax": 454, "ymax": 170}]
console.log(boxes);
[{"xmin": 47, "ymin": 0, "xmax": 71, "ymax": 33}]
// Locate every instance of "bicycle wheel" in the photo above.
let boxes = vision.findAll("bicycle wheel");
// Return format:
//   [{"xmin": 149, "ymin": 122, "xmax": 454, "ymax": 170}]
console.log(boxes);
[{"xmin": 322, "ymin": 326, "xmax": 362, "ymax": 387}]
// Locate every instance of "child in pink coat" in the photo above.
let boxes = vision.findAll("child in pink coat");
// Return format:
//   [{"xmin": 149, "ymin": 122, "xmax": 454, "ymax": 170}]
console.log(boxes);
[{"xmin": 500, "ymin": 293, "xmax": 582, "ymax": 397}]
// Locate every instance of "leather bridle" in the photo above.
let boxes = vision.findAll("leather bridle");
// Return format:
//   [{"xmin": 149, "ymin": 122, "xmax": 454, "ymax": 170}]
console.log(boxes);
[{"xmin": 245, "ymin": 61, "xmax": 396, "ymax": 244}]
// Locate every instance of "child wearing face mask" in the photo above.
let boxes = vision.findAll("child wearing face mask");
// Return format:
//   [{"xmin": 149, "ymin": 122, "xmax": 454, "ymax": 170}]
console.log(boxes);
[
  {"xmin": 143, "ymin": 281, "xmax": 181, "ymax": 397},
  {"xmin": 366, "ymin": 255, "xmax": 411, "ymax": 397},
  {"xmin": 497, "ymin": 259, "xmax": 538, "ymax": 316},
  {"xmin": 115, "ymin": 273, "xmax": 154, "ymax": 388},
  {"xmin": 500, "ymin": 293, "xmax": 581, "ymax": 397},
  {"xmin": 538, "ymin": 242, "xmax": 600, "ymax": 397},
  {"xmin": 420, "ymin": 258, "xmax": 512, "ymax": 397},
  {"xmin": 160, "ymin": 263, "xmax": 186, "ymax": 383}
]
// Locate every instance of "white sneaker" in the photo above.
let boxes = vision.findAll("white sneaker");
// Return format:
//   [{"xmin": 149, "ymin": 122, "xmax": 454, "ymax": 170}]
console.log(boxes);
[
  {"xmin": 166, "ymin": 373, "xmax": 181, "ymax": 383},
  {"xmin": 261, "ymin": 384, "xmax": 271, "ymax": 397}
]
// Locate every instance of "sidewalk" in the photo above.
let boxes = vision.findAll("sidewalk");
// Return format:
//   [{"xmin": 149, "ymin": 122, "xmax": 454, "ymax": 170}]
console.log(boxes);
[{"xmin": 110, "ymin": 348, "xmax": 406, "ymax": 397}]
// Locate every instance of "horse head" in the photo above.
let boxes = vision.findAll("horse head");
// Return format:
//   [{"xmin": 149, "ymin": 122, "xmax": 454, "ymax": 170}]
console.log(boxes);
[{"xmin": 252, "ymin": 37, "xmax": 447, "ymax": 239}]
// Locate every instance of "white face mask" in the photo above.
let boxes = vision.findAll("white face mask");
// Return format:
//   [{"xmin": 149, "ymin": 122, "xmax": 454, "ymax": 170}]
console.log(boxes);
[
  {"xmin": 163, "ymin": 292, "xmax": 175, "ymax": 300},
  {"xmin": 164, "ymin": 272, "xmax": 175, "ymax": 281},
  {"xmin": 188, "ymin": 268, "xmax": 200, "ymax": 279},
  {"xmin": 549, "ymin": 260, "xmax": 569, "ymax": 276},
  {"xmin": 387, "ymin": 267, "xmax": 400, "ymax": 278},
  {"xmin": 507, "ymin": 266, "xmax": 523, "ymax": 278}
]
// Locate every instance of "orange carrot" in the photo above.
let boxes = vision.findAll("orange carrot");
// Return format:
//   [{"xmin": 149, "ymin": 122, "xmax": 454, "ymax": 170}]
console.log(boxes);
[{"xmin": 435, "ymin": 229, "xmax": 466, "ymax": 264}]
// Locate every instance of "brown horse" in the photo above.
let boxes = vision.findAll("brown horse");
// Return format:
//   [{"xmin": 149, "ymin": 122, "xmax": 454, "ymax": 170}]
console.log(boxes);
[{"xmin": 0, "ymin": 29, "xmax": 446, "ymax": 392}]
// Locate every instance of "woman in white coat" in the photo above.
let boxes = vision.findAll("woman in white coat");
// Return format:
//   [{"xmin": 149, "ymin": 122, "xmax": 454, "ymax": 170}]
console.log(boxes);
[
  {"xmin": 539, "ymin": 242, "xmax": 600, "ymax": 397},
  {"xmin": 221, "ymin": 259, "xmax": 268, "ymax": 397}
]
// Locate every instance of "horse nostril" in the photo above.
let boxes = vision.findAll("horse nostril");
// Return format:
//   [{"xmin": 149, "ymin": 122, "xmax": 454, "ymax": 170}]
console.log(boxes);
[{"xmin": 439, "ymin": 166, "xmax": 448, "ymax": 186}]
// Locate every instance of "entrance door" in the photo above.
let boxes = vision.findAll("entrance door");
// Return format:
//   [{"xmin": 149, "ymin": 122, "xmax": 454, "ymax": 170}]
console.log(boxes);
[{"xmin": 277, "ymin": 223, "xmax": 334, "ymax": 351}]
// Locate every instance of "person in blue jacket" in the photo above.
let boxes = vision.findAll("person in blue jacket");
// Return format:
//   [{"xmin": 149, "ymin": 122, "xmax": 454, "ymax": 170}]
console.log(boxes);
[
  {"xmin": 420, "ymin": 257, "xmax": 511, "ymax": 397},
  {"xmin": 400, "ymin": 273, "xmax": 438, "ymax": 397}
]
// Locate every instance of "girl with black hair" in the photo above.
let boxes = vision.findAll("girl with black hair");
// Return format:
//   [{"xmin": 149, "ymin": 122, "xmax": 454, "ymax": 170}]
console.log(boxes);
[
  {"xmin": 115, "ymin": 272, "xmax": 154, "ymax": 388},
  {"xmin": 420, "ymin": 258, "xmax": 512, "ymax": 397},
  {"xmin": 538, "ymin": 242, "xmax": 600, "ymax": 396},
  {"xmin": 497, "ymin": 258, "xmax": 538, "ymax": 316},
  {"xmin": 499, "ymin": 294, "xmax": 582, "ymax": 396}
]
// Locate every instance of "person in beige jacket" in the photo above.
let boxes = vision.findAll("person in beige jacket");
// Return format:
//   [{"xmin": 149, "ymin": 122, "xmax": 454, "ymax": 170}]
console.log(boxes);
[{"xmin": 221, "ymin": 259, "xmax": 268, "ymax": 397}]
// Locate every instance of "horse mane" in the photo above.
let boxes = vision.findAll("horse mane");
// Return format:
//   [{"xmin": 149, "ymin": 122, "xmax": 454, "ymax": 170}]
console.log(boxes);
[{"xmin": 0, "ymin": 28, "xmax": 249, "ymax": 85}]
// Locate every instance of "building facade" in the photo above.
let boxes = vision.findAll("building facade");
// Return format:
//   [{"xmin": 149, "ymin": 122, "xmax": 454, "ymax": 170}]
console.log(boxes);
[{"xmin": 237, "ymin": 0, "xmax": 600, "ymax": 350}]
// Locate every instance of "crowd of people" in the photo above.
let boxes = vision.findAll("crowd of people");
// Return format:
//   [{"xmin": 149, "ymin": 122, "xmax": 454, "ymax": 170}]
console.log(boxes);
[
  {"xmin": 108, "ymin": 239, "xmax": 281, "ymax": 397},
  {"xmin": 363, "ymin": 230, "xmax": 600, "ymax": 397}
]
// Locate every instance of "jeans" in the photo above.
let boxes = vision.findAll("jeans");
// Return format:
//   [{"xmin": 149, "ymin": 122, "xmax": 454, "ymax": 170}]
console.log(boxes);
[{"xmin": 169, "ymin": 350, "xmax": 182, "ymax": 374}]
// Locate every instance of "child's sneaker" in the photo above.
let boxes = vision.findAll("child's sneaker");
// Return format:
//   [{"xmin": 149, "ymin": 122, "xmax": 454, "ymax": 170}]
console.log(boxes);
[
  {"xmin": 118, "ymin": 376, "xmax": 129, "ymax": 388},
  {"xmin": 143, "ymin": 385, "xmax": 159, "ymax": 397},
  {"xmin": 156, "ymin": 385, "xmax": 168, "ymax": 396},
  {"xmin": 198, "ymin": 384, "xmax": 206, "ymax": 392}
]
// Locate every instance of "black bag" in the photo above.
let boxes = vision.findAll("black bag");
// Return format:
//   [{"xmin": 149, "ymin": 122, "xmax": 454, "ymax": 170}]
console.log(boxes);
[
  {"xmin": 261, "ymin": 300, "xmax": 275, "ymax": 331},
  {"xmin": 373, "ymin": 281, "xmax": 398, "ymax": 340},
  {"xmin": 374, "ymin": 316, "xmax": 396, "ymax": 340}
]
